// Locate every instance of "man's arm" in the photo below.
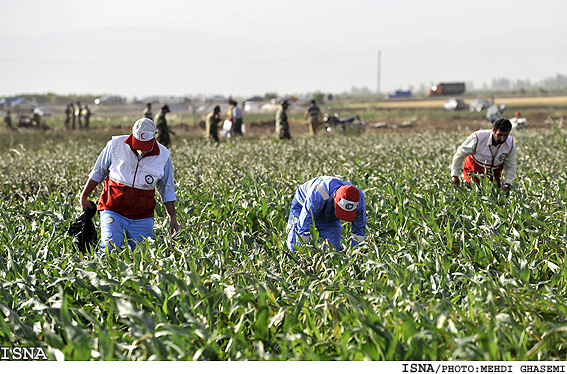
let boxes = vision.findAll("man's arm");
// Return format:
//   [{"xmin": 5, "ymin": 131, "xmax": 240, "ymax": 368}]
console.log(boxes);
[
  {"xmin": 350, "ymin": 192, "xmax": 367, "ymax": 247},
  {"xmin": 164, "ymin": 201, "xmax": 179, "ymax": 237},
  {"xmin": 80, "ymin": 141, "xmax": 112, "ymax": 210},
  {"xmin": 80, "ymin": 178, "xmax": 100, "ymax": 210},
  {"xmin": 450, "ymin": 133, "xmax": 477, "ymax": 186},
  {"xmin": 503, "ymin": 140, "xmax": 518, "ymax": 189},
  {"xmin": 156, "ymin": 157, "xmax": 179, "ymax": 237},
  {"xmin": 296, "ymin": 191, "xmax": 324, "ymax": 245}
]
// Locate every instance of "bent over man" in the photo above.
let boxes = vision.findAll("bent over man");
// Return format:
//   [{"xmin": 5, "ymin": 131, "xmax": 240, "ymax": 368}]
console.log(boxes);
[
  {"xmin": 286, "ymin": 176, "xmax": 366, "ymax": 252},
  {"xmin": 451, "ymin": 118, "xmax": 517, "ymax": 193},
  {"xmin": 79, "ymin": 118, "xmax": 179, "ymax": 252}
]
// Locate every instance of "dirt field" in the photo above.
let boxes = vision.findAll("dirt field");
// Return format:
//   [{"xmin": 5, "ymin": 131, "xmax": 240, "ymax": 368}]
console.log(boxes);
[{"xmin": 16, "ymin": 95, "xmax": 565, "ymax": 137}]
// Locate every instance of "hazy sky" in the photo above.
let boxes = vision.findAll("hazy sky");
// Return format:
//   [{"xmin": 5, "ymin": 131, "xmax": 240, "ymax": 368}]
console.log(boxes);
[{"xmin": 1, "ymin": 0, "xmax": 565, "ymax": 99}]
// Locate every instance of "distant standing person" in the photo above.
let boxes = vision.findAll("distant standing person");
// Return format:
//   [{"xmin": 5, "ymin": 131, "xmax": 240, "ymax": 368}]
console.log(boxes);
[
  {"xmin": 451, "ymin": 118, "xmax": 517, "ymax": 193},
  {"xmin": 76, "ymin": 102, "xmax": 83, "ymax": 129},
  {"xmin": 32, "ymin": 109, "xmax": 42, "ymax": 128},
  {"xmin": 205, "ymin": 105, "xmax": 221, "ymax": 144},
  {"xmin": 84, "ymin": 105, "xmax": 91, "ymax": 129},
  {"xmin": 228, "ymin": 99, "xmax": 243, "ymax": 136},
  {"xmin": 304, "ymin": 100, "xmax": 321, "ymax": 136},
  {"xmin": 64, "ymin": 104, "xmax": 72, "ymax": 129},
  {"xmin": 71, "ymin": 103, "xmax": 76, "ymax": 129},
  {"xmin": 276, "ymin": 99, "xmax": 291, "ymax": 140},
  {"xmin": 143, "ymin": 103, "xmax": 153, "ymax": 119},
  {"xmin": 155, "ymin": 105, "xmax": 175, "ymax": 148},
  {"xmin": 4, "ymin": 110, "xmax": 13, "ymax": 131}
]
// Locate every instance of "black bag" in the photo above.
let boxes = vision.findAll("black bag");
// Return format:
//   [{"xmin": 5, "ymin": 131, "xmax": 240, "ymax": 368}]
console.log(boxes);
[{"xmin": 68, "ymin": 201, "xmax": 98, "ymax": 252}]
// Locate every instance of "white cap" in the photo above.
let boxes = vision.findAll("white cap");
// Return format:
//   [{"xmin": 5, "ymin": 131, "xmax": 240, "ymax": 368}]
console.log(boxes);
[{"xmin": 131, "ymin": 118, "xmax": 156, "ymax": 151}]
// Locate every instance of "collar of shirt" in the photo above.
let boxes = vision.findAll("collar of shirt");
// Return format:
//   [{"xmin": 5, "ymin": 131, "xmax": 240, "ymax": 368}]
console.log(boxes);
[
  {"xmin": 324, "ymin": 190, "xmax": 337, "ymax": 216},
  {"xmin": 486, "ymin": 130, "xmax": 501, "ymax": 150}
]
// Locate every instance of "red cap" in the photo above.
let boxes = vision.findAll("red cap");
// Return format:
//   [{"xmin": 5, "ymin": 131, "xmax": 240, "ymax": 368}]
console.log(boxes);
[{"xmin": 334, "ymin": 185, "xmax": 360, "ymax": 222}]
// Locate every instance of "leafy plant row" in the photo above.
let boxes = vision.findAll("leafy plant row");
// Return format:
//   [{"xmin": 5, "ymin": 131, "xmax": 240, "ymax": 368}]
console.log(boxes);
[{"xmin": 0, "ymin": 128, "xmax": 566, "ymax": 360}]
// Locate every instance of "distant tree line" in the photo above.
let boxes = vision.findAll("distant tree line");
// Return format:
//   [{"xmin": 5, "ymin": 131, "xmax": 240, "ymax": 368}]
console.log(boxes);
[
  {"xmin": 11, "ymin": 93, "xmax": 100, "ymax": 106},
  {"xmin": 350, "ymin": 73, "xmax": 567, "ymax": 98},
  {"xmin": 485, "ymin": 74, "xmax": 567, "ymax": 93},
  {"xmin": 7, "ymin": 73, "xmax": 565, "ymax": 105}
]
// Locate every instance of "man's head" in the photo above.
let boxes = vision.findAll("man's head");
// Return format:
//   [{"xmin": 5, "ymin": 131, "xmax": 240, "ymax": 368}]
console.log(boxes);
[
  {"xmin": 131, "ymin": 118, "xmax": 156, "ymax": 151},
  {"xmin": 213, "ymin": 105, "xmax": 220, "ymax": 114},
  {"xmin": 146, "ymin": 103, "xmax": 152, "ymax": 108},
  {"xmin": 492, "ymin": 118, "xmax": 512, "ymax": 145},
  {"xmin": 334, "ymin": 185, "xmax": 360, "ymax": 222},
  {"xmin": 281, "ymin": 99, "xmax": 289, "ymax": 109},
  {"xmin": 161, "ymin": 105, "xmax": 170, "ymax": 113}
]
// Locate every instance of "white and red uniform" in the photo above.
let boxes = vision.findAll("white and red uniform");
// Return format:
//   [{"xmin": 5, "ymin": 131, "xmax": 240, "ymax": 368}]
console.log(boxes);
[
  {"xmin": 92, "ymin": 135, "xmax": 174, "ymax": 219},
  {"xmin": 451, "ymin": 129, "xmax": 517, "ymax": 185}
]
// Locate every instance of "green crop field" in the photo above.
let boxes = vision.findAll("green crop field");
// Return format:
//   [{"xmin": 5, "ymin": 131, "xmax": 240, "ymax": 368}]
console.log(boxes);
[{"xmin": 1, "ymin": 119, "xmax": 567, "ymax": 361}]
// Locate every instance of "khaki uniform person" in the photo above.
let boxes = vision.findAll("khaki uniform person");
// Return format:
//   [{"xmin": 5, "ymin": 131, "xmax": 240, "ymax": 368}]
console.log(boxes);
[
  {"xmin": 276, "ymin": 99, "xmax": 291, "ymax": 140},
  {"xmin": 304, "ymin": 100, "xmax": 321, "ymax": 136},
  {"xmin": 155, "ymin": 105, "xmax": 175, "ymax": 148},
  {"xmin": 205, "ymin": 105, "xmax": 221, "ymax": 144}
]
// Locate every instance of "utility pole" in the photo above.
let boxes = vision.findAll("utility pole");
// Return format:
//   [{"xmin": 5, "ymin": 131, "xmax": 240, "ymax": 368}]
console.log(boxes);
[{"xmin": 376, "ymin": 50, "xmax": 381, "ymax": 99}]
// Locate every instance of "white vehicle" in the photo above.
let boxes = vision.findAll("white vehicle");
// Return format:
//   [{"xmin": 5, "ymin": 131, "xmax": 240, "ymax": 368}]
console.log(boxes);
[
  {"xmin": 469, "ymin": 98, "xmax": 493, "ymax": 112},
  {"xmin": 510, "ymin": 114, "xmax": 529, "ymax": 130},
  {"xmin": 34, "ymin": 107, "xmax": 51, "ymax": 116}
]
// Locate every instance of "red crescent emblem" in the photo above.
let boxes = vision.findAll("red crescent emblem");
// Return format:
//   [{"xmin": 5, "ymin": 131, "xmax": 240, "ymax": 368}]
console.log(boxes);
[{"xmin": 140, "ymin": 132, "xmax": 147, "ymax": 140}]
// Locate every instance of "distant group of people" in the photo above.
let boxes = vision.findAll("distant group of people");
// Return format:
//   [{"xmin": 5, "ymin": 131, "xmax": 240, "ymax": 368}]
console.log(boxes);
[
  {"xmin": 65, "ymin": 102, "xmax": 91, "ymax": 130},
  {"xmin": 276, "ymin": 99, "xmax": 323, "ymax": 140},
  {"xmin": 203, "ymin": 99, "xmax": 244, "ymax": 145},
  {"xmin": 49, "ymin": 97, "xmax": 324, "ymax": 146},
  {"xmin": 203, "ymin": 98, "xmax": 323, "ymax": 143}
]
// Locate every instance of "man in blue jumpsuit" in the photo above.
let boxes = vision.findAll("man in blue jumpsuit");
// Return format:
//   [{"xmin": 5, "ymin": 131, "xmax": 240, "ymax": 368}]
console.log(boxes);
[{"xmin": 286, "ymin": 176, "xmax": 366, "ymax": 252}]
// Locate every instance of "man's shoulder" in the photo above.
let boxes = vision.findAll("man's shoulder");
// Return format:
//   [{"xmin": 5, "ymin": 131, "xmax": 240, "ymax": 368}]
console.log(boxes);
[
  {"xmin": 473, "ymin": 129, "xmax": 491, "ymax": 135},
  {"xmin": 156, "ymin": 142, "xmax": 171, "ymax": 159},
  {"xmin": 111, "ymin": 134, "xmax": 129, "ymax": 143}
]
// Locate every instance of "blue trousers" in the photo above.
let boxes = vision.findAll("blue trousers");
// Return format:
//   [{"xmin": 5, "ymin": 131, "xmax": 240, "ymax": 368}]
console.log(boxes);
[
  {"xmin": 286, "ymin": 213, "xmax": 342, "ymax": 252},
  {"xmin": 99, "ymin": 210, "xmax": 154, "ymax": 252}
]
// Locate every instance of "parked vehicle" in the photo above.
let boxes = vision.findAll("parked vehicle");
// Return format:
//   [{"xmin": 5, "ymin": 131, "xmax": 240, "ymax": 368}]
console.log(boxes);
[
  {"xmin": 486, "ymin": 107, "xmax": 529, "ymax": 130},
  {"xmin": 319, "ymin": 113, "xmax": 365, "ymax": 134},
  {"xmin": 388, "ymin": 90, "xmax": 412, "ymax": 99},
  {"xmin": 94, "ymin": 95, "xmax": 126, "ymax": 105},
  {"xmin": 426, "ymin": 82, "xmax": 465, "ymax": 96},
  {"xmin": 10, "ymin": 98, "xmax": 39, "ymax": 112},
  {"xmin": 18, "ymin": 115, "xmax": 48, "ymax": 129},
  {"xmin": 510, "ymin": 112, "xmax": 529, "ymax": 130},
  {"xmin": 34, "ymin": 107, "xmax": 51, "ymax": 116},
  {"xmin": 469, "ymin": 98, "xmax": 493, "ymax": 112},
  {"xmin": 486, "ymin": 104, "xmax": 506, "ymax": 123},
  {"xmin": 443, "ymin": 98, "xmax": 467, "ymax": 111}
]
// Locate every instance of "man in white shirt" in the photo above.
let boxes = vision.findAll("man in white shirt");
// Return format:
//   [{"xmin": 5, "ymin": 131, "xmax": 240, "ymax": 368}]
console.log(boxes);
[
  {"xmin": 80, "ymin": 118, "xmax": 179, "ymax": 252},
  {"xmin": 451, "ymin": 118, "xmax": 517, "ymax": 193},
  {"xmin": 228, "ymin": 99, "xmax": 243, "ymax": 136}
]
